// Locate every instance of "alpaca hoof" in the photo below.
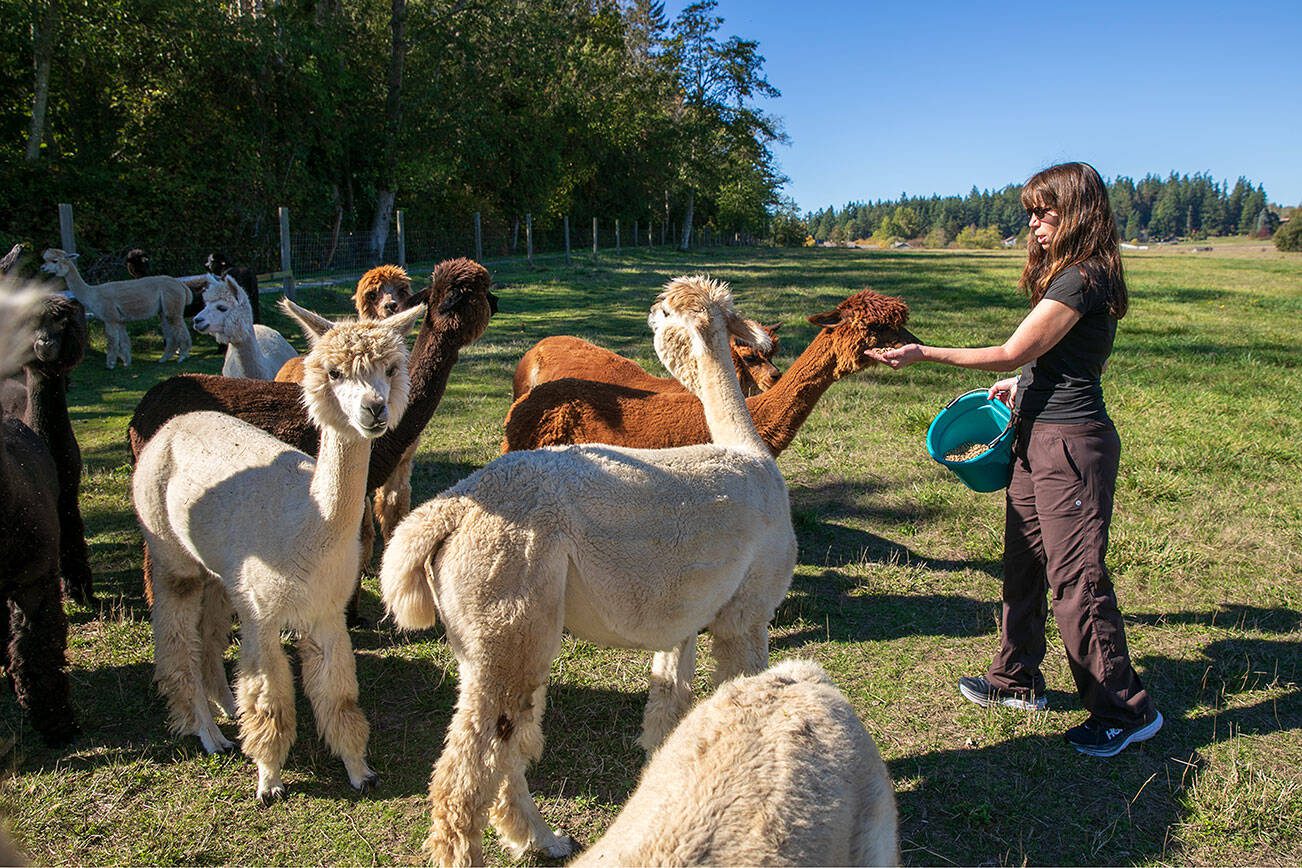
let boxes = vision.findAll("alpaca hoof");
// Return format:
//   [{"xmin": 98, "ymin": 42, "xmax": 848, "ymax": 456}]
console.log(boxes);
[
  {"xmin": 540, "ymin": 834, "xmax": 578, "ymax": 859},
  {"xmin": 258, "ymin": 785, "xmax": 287, "ymax": 807},
  {"xmin": 353, "ymin": 771, "xmax": 379, "ymax": 795},
  {"xmin": 198, "ymin": 728, "xmax": 234, "ymax": 755}
]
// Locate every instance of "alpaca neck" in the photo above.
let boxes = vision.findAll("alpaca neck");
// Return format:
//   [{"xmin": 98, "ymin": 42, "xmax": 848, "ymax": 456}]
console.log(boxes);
[
  {"xmin": 310, "ymin": 423, "xmax": 373, "ymax": 532},
  {"xmin": 61, "ymin": 264, "xmax": 96, "ymax": 309},
  {"xmin": 23, "ymin": 365, "xmax": 70, "ymax": 444},
  {"xmin": 366, "ymin": 319, "xmax": 458, "ymax": 490},
  {"xmin": 227, "ymin": 321, "xmax": 272, "ymax": 379},
  {"xmin": 694, "ymin": 328, "xmax": 766, "ymax": 453},
  {"xmin": 749, "ymin": 330, "xmax": 842, "ymax": 456}
]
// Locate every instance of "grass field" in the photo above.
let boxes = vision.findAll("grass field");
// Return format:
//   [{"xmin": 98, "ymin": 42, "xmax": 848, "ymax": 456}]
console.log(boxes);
[{"xmin": 2, "ymin": 243, "xmax": 1299, "ymax": 866}]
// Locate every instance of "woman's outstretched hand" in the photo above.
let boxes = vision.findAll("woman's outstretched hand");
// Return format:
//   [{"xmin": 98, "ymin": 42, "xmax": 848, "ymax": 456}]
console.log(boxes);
[
  {"xmin": 865, "ymin": 343, "xmax": 924, "ymax": 369},
  {"xmin": 988, "ymin": 376, "xmax": 1018, "ymax": 407}
]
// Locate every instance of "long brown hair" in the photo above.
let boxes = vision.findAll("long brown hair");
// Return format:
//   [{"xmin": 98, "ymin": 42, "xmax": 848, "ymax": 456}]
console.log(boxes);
[{"xmin": 1018, "ymin": 162, "xmax": 1128, "ymax": 319}]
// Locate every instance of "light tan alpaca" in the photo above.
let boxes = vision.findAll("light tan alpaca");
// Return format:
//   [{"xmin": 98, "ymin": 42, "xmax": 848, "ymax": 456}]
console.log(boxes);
[
  {"xmin": 380, "ymin": 276, "xmax": 797, "ymax": 866},
  {"xmin": 571, "ymin": 659, "xmax": 899, "ymax": 867},
  {"xmin": 193, "ymin": 275, "xmax": 298, "ymax": 379},
  {"xmin": 133, "ymin": 298, "xmax": 425, "ymax": 804},
  {"xmin": 41, "ymin": 247, "xmax": 191, "ymax": 368},
  {"xmin": 274, "ymin": 264, "xmax": 420, "ymax": 560}
]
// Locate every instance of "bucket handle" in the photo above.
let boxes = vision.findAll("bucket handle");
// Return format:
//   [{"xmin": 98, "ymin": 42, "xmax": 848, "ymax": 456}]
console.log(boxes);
[{"xmin": 941, "ymin": 389, "xmax": 1013, "ymax": 455}]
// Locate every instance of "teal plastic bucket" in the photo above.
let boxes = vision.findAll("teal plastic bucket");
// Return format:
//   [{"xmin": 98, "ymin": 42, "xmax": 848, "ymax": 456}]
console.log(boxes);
[{"xmin": 926, "ymin": 389, "xmax": 1015, "ymax": 492}]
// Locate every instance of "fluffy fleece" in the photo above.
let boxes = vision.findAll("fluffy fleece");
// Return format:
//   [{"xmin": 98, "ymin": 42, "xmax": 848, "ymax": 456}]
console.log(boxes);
[
  {"xmin": 504, "ymin": 288, "xmax": 918, "ymax": 454},
  {"xmin": 0, "ymin": 281, "xmax": 78, "ymax": 746},
  {"xmin": 41, "ymin": 248, "xmax": 192, "ymax": 368},
  {"xmin": 133, "ymin": 299, "xmax": 425, "ymax": 804},
  {"xmin": 571, "ymin": 659, "xmax": 898, "ymax": 867},
  {"xmin": 193, "ymin": 274, "xmax": 298, "ymax": 380},
  {"xmin": 204, "ymin": 251, "xmax": 260, "ymax": 323},
  {"xmin": 127, "ymin": 258, "xmax": 497, "ymax": 623},
  {"xmin": 379, "ymin": 275, "xmax": 797, "ymax": 866},
  {"xmin": 510, "ymin": 325, "xmax": 783, "ymax": 401}
]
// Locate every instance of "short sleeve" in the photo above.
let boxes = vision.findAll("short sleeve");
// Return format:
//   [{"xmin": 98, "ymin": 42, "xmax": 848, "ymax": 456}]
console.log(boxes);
[{"xmin": 1043, "ymin": 267, "xmax": 1090, "ymax": 314}]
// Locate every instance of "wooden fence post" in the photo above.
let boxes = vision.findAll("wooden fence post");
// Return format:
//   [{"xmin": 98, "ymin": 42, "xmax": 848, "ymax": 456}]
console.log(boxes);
[
  {"xmin": 564, "ymin": 215, "xmax": 571, "ymax": 264},
  {"xmin": 58, "ymin": 203, "xmax": 76, "ymax": 255},
  {"xmin": 474, "ymin": 212, "xmax": 483, "ymax": 262},
  {"xmin": 592, "ymin": 217, "xmax": 598, "ymax": 258},
  {"xmin": 615, "ymin": 219, "xmax": 621, "ymax": 253},
  {"xmin": 278, "ymin": 206, "xmax": 295, "ymax": 300},
  {"xmin": 396, "ymin": 209, "xmax": 406, "ymax": 268},
  {"xmin": 526, "ymin": 212, "xmax": 533, "ymax": 265}
]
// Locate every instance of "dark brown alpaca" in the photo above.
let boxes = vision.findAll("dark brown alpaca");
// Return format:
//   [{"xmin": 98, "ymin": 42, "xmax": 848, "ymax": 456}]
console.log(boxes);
[
  {"xmin": 0, "ymin": 284, "xmax": 79, "ymax": 746},
  {"xmin": 22, "ymin": 295, "xmax": 95, "ymax": 604},
  {"xmin": 503, "ymin": 288, "xmax": 918, "ymax": 455},
  {"xmin": 128, "ymin": 258, "xmax": 497, "ymax": 623}
]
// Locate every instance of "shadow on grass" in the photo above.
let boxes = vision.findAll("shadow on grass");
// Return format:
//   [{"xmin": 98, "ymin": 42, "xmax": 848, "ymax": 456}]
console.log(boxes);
[{"xmin": 893, "ymin": 631, "xmax": 1301, "ymax": 865}]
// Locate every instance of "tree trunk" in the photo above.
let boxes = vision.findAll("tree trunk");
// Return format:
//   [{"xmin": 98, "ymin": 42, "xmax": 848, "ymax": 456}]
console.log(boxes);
[
  {"xmin": 26, "ymin": 0, "xmax": 59, "ymax": 162},
  {"xmin": 679, "ymin": 189, "xmax": 695, "ymax": 251},
  {"xmin": 369, "ymin": 0, "xmax": 407, "ymax": 265}
]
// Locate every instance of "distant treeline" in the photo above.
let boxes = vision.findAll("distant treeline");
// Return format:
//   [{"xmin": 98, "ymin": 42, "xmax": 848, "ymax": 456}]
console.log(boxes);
[
  {"xmin": 805, "ymin": 174, "xmax": 1281, "ymax": 246},
  {"xmin": 1, "ymin": 0, "xmax": 783, "ymax": 267}
]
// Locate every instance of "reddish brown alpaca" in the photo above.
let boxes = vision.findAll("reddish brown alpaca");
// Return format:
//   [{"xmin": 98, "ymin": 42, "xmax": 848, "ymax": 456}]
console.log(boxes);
[
  {"xmin": 511, "ymin": 325, "xmax": 783, "ymax": 401},
  {"xmin": 503, "ymin": 288, "xmax": 918, "ymax": 455}
]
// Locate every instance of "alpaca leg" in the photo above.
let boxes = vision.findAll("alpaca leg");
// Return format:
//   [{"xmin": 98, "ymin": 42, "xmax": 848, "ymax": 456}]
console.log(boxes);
[
  {"xmin": 235, "ymin": 622, "xmax": 297, "ymax": 805},
  {"xmin": 56, "ymin": 474, "xmax": 95, "ymax": 605},
  {"xmin": 347, "ymin": 502, "xmax": 373, "ymax": 628},
  {"xmin": 102, "ymin": 322, "xmax": 120, "ymax": 369},
  {"xmin": 710, "ymin": 622, "xmax": 770, "ymax": 686},
  {"xmin": 199, "ymin": 581, "xmax": 237, "ymax": 718},
  {"xmin": 299, "ymin": 619, "xmax": 376, "ymax": 792},
  {"xmin": 111, "ymin": 322, "xmax": 132, "ymax": 368},
  {"xmin": 158, "ymin": 319, "xmax": 177, "ymax": 363},
  {"xmin": 374, "ymin": 445, "xmax": 416, "ymax": 541},
  {"xmin": 488, "ymin": 685, "xmax": 576, "ymax": 859},
  {"xmin": 151, "ymin": 565, "xmax": 230, "ymax": 753},
  {"xmin": 7, "ymin": 574, "xmax": 79, "ymax": 747},
  {"xmin": 172, "ymin": 314, "xmax": 191, "ymax": 362},
  {"xmin": 638, "ymin": 636, "xmax": 697, "ymax": 752}
]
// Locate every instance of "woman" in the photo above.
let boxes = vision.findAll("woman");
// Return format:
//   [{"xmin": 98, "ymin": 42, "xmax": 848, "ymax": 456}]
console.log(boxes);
[{"xmin": 870, "ymin": 162, "xmax": 1160, "ymax": 757}]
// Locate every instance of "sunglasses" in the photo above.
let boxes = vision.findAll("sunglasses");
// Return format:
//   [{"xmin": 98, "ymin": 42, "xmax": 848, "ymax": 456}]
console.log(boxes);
[{"xmin": 1026, "ymin": 206, "xmax": 1056, "ymax": 219}]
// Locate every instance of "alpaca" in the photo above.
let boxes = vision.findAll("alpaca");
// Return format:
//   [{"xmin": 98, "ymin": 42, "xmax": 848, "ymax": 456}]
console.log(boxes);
[
  {"xmin": 511, "ymin": 325, "xmax": 783, "ymax": 401},
  {"xmin": 205, "ymin": 251, "xmax": 261, "ymax": 324},
  {"xmin": 504, "ymin": 287, "xmax": 918, "ymax": 455},
  {"xmin": 19, "ymin": 295, "xmax": 94, "ymax": 604},
  {"xmin": 193, "ymin": 275, "xmax": 297, "ymax": 380},
  {"xmin": 133, "ymin": 298, "xmax": 426, "ymax": 804},
  {"xmin": 0, "ymin": 280, "xmax": 79, "ymax": 746},
  {"xmin": 0, "ymin": 242, "xmax": 27, "ymax": 276},
  {"xmin": 571, "ymin": 659, "xmax": 899, "ymax": 867},
  {"xmin": 380, "ymin": 276, "xmax": 797, "ymax": 866},
  {"xmin": 125, "ymin": 248, "xmax": 149, "ymax": 279},
  {"xmin": 127, "ymin": 258, "xmax": 497, "ymax": 625},
  {"xmin": 276, "ymin": 264, "xmax": 420, "ymax": 546},
  {"xmin": 41, "ymin": 248, "xmax": 192, "ymax": 368}
]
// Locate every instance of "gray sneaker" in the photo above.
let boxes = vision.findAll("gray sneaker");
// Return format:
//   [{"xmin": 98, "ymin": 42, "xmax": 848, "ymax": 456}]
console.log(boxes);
[{"xmin": 958, "ymin": 675, "xmax": 1047, "ymax": 711}]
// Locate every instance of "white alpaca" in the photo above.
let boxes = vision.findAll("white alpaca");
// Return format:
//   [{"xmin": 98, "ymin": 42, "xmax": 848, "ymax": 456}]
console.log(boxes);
[
  {"xmin": 380, "ymin": 275, "xmax": 797, "ymax": 866},
  {"xmin": 193, "ymin": 274, "xmax": 297, "ymax": 379},
  {"xmin": 133, "ymin": 298, "xmax": 425, "ymax": 804},
  {"xmin": 40, "ymin": 247, "xmax": 192, "ymax": 368},
  {"xmin": 571, "ymin": 659, "xmax": 899, "ymax": 867}
]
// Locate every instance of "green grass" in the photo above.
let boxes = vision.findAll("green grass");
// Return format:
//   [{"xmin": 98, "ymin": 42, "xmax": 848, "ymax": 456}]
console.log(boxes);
[{"xmin": 2, "ymin": 244, "xmax": 1299, "ymax": 865}]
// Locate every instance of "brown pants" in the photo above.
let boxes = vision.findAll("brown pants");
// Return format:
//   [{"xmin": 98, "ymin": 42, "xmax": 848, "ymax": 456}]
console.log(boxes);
[{"xmin": 986, "ymin": 417, "xmax": 1154, "ymax": 727}]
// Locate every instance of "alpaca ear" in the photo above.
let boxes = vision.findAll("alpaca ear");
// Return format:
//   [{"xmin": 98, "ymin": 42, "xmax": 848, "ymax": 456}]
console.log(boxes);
[
  {"xmin": 380, "ymin": 303, "xmax": 426, "ymax": 335},
  {"xmin": 279, "ymin": 298, "xmax": 336, "ymax": 344},
  {"xmin": 766, "ymin": 322, "xmax": 781, "ymax": 333},
  {"xmin": 726, "ymin": 315, "xmax": 772, "ymax": 354},
  {"xmin": 808, "ymin": 310, "xmax": 841, "ymax": 329},
  {"xmin": 403, "ymin": 286, "xmax": 431, "ymax": 310},
  {"xmin": 223, "ymin": 274, "xmax": 245, "ymax": 302}
]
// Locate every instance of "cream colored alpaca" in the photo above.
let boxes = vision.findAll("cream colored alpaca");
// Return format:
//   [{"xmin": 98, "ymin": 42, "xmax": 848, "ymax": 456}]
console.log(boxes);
[
  {"xmin": 133, "ymin": 298, "xmax": 425, "ymax": 804},
  {"xmin": 41, "ymin": 247, "xmax": 191, "ymax": 368},
  {"xmin": 571, "ymin": 659, "xmax": 899, "ymax": 867},
  {"xmin": 380, "ymin": 276, "xmax": 797, "ymax": 866},
  {"xmin": 193, "ymin": 275, "xmax": 298, "ymax": 379}
]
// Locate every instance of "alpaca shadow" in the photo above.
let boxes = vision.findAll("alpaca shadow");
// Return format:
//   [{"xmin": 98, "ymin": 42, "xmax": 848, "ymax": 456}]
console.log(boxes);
[
  {"xmin": 890, "ymin": 634, "xmax": 1300, "ymax": 866},
  {"xmin": 774, "ymin": 569, "xmax": 993, "ymax": 649}
]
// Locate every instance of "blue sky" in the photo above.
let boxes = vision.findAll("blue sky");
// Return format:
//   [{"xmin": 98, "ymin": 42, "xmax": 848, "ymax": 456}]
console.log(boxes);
[{"xmin": 662, "ymin": 0, "xmax": 1302, "ymax": 213}]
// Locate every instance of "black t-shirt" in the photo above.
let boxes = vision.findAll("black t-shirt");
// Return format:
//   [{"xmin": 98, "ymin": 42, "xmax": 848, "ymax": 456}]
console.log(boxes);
[{"xmin": 1015, "ymin": 265, "xmax": 1117, "ymax": 423}]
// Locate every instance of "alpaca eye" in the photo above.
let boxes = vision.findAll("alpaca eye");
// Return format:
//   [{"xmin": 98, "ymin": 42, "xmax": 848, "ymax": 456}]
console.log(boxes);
[
  {"xmin": 328, "ymin": 368, "xmax": 341, "ymax": 381},
  {"xmin": 216, "ymin": 305, "xmax": 228, "ymax": 312},
  {"xmin": 386, "ymin": 365, "xmax": 397, "ymax": 377}
]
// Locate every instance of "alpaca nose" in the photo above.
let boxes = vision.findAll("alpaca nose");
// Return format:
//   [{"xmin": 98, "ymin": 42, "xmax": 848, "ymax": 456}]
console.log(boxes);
[
  {"xmin": 364, "ymin": 401, "xmax": 388, "ymax": 426},
  {"xmin": 383, "ymin": 298, "xmax": 399, "ymax": 315}
]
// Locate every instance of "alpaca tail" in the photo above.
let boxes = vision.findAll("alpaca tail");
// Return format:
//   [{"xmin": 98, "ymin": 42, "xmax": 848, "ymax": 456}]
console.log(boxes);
[{"xmin": 379, "ymin": 495, "xmax": 467, "ymax": 631}]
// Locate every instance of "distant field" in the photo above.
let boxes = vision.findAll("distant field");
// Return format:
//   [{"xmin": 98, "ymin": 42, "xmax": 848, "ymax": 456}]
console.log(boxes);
[{"xmin": 2, "ymin": 244, "xmax": 1299, "ymax": 866}]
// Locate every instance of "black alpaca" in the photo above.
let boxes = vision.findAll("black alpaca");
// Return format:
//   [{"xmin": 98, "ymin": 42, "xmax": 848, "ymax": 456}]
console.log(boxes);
[
  {"xmin": 205, "ymin": 252, "xmax": 261, "ymax": 324},
  {"xmin": 0, "ymin": 288, "xmax": 79, "ymax": 746},
  {"xmin": 23, "ymin": 296, "xmax": 95, "ymax": 604}
]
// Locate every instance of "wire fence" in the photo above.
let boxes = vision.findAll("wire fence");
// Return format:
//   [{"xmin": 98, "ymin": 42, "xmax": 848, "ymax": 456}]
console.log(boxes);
[{"xmin": 54, "ymin": 204, "xmax": 753, "ymax": 291}]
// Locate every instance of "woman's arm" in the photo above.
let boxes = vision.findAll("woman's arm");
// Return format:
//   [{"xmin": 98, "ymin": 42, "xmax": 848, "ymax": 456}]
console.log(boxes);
[{"xmin": 868, "ymin": 298, "xmax": 1082, "ymax": 372}]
